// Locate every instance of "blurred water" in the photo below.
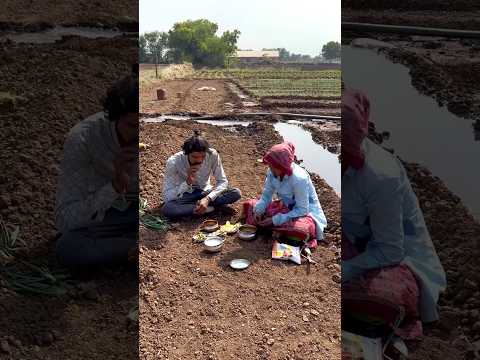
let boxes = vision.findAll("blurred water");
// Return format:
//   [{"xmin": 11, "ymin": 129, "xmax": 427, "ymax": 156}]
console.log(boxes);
[
  {"xmin": 343, "ymin": 45, "xmax": 480, "ymax": 219},
  {"xmin": 274, "ymin": 122, "xmax": 341, "ymax": 195}
]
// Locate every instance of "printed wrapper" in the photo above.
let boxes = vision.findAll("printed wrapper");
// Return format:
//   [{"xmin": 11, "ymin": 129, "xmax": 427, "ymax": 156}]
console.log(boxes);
[{"xmin": 271, "ymin": 241, "xmax": 301, "ymax": 265}]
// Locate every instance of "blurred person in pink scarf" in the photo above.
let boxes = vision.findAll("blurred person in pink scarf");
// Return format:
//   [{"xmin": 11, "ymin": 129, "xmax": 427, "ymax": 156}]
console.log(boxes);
[{"xmin": 341, "ymin": 87, "xmax": 446, "ymax": 341}]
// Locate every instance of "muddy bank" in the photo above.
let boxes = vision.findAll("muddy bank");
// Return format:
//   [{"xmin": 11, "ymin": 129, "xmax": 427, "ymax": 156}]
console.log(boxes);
[
  {"xmin": 139, "ymin": 121, "xmax": 341, "ymax": 359},
  {"xmin": 343, "ymin": 1, "xmax": 480, "ymax": 11},
  {"xmin": 299, "ymin": 122, "xmax": 341, "ymax": 154},
  {"xmin": 0, "ymin": 0, "xmax": 138, "ymax": 31},
  {"xmin": 0, "ymin": 37, "xmax": 137, "ymax": 358}
]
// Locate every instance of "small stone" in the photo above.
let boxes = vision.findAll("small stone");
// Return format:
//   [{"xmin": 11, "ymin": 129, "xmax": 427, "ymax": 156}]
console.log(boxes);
[
  {"xmin": 310, "ymin": 309, "xmax": 320, "ymax": 316},
  {"xmin": 473, "ymin": 321, "xmax": 480, "ymax": 332},
  {"xmin": 332, "ymin": 274, "xmax": 341, "ymax": 283},
  {"xmin": 0, "ymin": 195, "xmax": 10, "ymax": 209},
  {"xmin": 465, "ymin": 279, "xmax": 477, "ymax": 290},
  {"xmin": 84, "ymin": 289, "xmax": 99, "ymax": 301},
  {"xmin": 41, "ymin": 332, "xmax": 54, "ymax": 345},
  {"xmin": 0, "ymin": 340, "xmax": 10, "ymax": 354},
  {"xmin": 267, "ymin": 338, "xmax": 275, "ymax": 346},
  {"xmin": 303, "ymin": 302, "xmax": 310, "ymax": 307},
  {"xmin": 303, "ymin": 315, "xmax": 309, "ymax": 322},
  {"xmin": 471, "ymin": 310, "xmax": 480, "ymax": 319}
]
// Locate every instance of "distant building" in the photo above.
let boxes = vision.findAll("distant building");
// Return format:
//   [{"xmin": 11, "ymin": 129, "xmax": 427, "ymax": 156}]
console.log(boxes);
[{"xmin": 234, "ymin": 50, "xmax": 280, "ymax": 64}]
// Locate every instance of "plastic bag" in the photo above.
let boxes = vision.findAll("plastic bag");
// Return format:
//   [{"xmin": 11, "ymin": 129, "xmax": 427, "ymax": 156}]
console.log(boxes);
[{"xmin": 271, "ymin": 241, "xmax": 301, "ymax": 265}]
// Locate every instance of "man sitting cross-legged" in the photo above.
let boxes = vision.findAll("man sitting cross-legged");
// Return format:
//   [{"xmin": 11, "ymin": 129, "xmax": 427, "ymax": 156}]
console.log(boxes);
[{"xmin": 161, "ymin": 130, "xmax": 241, "ymax": 218}]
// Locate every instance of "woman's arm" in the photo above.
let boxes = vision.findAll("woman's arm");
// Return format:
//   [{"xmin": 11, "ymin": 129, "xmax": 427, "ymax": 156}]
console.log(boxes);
[
  {"xmin": 342, "ymin": 177, "xmax": 406, "ymax": 283},
  {"xmin": 254, "ymin": 171, "xmax": 275, "ymax": 215},
  {"xmin": 271, "ymin": 176, "xmax": 309, "ymax": 226}
]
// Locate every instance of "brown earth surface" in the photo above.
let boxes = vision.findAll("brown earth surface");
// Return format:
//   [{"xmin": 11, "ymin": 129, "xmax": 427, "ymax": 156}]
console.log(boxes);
[
  {"xmin": 139, "ymin": 121, "xmax": 341, "ymax": 360},
  {"xmin": 140, "ymin": 79, "xmax": 238, "ymax": 115},
  {"xmin": 0, "ymin": 36, "xmax": 138, "ymax": 359},
  {"xmin": 301, "ymin": 123, "xmax": 341, "ymax": 154},
  {"xmin": 0, "ymin": 0, "xmax": 138, "ymax": 31},
  {"xmin": 140, "ymin": 70, "xmax": 342, "ymax": 118}
]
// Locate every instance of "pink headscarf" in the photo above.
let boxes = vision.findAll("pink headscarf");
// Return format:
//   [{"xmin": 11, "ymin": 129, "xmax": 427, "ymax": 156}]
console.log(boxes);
[
  {"xmin": 263, "ymin": 142, "xmax": 295, "ymax": 176},
  {"xmin": 342, "ymin": 87, "xmax": 370, "ymax": 171}
]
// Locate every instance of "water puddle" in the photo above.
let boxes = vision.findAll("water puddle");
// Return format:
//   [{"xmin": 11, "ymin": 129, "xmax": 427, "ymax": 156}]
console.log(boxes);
[
  {"xmin": 142, "ymin": 116, "xmax": 251, "ymax": 127},
  {"xmin": 0, "ymin": 26, "xmax": 127, "ymax": 44},
  {"xmin": 274, "ymin": 122, "xmax": 341, "ymax": 195},
  {"xmin": 343, "ymin": 45, "xmax": 480, "ymax": 219}
]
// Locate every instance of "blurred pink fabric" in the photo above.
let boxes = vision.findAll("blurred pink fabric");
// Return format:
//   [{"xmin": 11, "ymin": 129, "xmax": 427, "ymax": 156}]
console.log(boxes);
[
  {"xmin": 263, "ymin": 142, "xmax": 295, "ymax": 176},
  {"xmin": 342, "ymin": 88, "xmax": 371, "ymax": 172}
]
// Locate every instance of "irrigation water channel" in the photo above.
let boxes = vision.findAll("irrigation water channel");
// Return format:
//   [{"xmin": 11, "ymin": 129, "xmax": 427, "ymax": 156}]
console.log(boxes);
[
  {"xmin": 143, "ymin": 116, "xmax": 341, "ymax": 195},
  {"xmin": 343, "ymin": 45, "xmax": 480, "ymax": 219}
]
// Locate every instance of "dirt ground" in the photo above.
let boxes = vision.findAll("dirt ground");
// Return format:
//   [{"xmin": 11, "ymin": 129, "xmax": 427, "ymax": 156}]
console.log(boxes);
[
  {"xmin": 139, "ymin": 121, "xmax": 341, "ymax": 360},
  {"xmin": 140, "ymin": 79, "xmax": 238, "ymax": 115},
  {"xmin": 0, "ymin": 36, "xmax": 138, "ymax": 359},
  {"xmin": 301, "ymin": 122, "xmax": 341, "ymax": 154},
  {"xmin": 140, "ymin": 71, "xmax": 341, "ymax": 118},
  {"xmin": 0, "ymin": 0, "xmax": 138, "ymax": 30}
]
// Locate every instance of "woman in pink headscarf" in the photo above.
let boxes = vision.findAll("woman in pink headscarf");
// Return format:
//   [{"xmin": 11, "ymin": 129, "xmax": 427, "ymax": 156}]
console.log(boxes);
[
  {"xmin": 242, "ymin": 142, "xmax": 327, "ymax": 249},
  {"xmin": 341, "ymin": 87, "xmax": 446, "ymax": 343}
]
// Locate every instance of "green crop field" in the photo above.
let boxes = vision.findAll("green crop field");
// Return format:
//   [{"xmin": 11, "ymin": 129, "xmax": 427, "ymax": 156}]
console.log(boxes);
[{"xmin": 193, "ymin": 68, "xmax": 341, "ymax": 98}]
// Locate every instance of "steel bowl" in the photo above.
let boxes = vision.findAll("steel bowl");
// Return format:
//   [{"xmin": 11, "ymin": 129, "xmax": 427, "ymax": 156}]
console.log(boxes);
[
  {"xmin": 203, "ymin": 236, "xmax": 225, "ymax": 253},
  {"xmin": 238, "ymin": 225, "xmax": 257, "ymax": 241}
]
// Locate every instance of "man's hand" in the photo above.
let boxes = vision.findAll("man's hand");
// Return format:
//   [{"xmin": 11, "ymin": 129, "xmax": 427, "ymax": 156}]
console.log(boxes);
[
  {"xmin": 194, "ymin": 197, "xmax": 210, "ymax": 215},
  {"xmin": 186, "ymin": 164, "xmax": 201, "ymax": 185},
  {"xmin": 113, "ymin": 146, "xmax": 137, "ymax": 193},
  {"xmin": 257, "ymin": 217, "xmax": 273, "ymax": 227}
]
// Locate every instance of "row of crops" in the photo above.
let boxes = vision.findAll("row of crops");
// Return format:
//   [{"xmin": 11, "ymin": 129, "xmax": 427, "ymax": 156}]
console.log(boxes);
[
  {"xmin": 194, "ymin": 68, "xmax": 340, "ymax": 80},
  {"xmin": 239, "ymin": 78, "xmax": 340, "ymax": 98},
  {"xmin": 193, "ymin": 68, "xmax": 341, "ymax": 98}
]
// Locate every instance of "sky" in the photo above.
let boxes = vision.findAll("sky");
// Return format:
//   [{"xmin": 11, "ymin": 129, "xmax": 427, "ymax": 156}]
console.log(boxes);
[{"xmin": 139, "ymin": 0, "xmax": 341, "ymax": 57}]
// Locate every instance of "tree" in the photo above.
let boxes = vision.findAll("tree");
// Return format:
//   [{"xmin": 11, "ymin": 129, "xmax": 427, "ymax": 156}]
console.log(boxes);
[
  {"xmin": 168, "ymin": 19, "xmax": 240, "ymax": 68},
  {"xmin": 139, "ymin": 34, "xmax": 147, "ymax": 63},
  {"xmin": 278, "ymin": 48, "xmax": 290, "ymax": 61},
  {"xmin": 322, "ymin": 41, "xmax": 341, "ymax": 62},
  {"xmin": 144, "ymin": 31, "xmax": 169, "ymax": 77}
]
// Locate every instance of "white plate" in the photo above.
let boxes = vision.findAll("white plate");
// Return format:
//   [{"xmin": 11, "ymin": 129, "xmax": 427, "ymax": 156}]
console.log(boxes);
[{"xmin": 229, "ymin": 258, "xmax": 251, "ymax": 270}]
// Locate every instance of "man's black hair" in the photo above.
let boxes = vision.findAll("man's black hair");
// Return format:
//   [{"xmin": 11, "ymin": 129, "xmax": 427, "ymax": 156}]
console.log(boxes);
[
  {"xmin": 103, "ymin": 75, "xmax": 139, "ymax": 122},
  {"xmin": 182, "ymin": 130, "xmax": 211, "ymax": 155}
]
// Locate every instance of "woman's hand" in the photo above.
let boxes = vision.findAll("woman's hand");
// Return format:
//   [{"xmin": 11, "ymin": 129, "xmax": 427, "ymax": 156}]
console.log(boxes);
[
  {"xmin": 254, "ymin": 213, "xmax": 264, "ymax": 223},
  {"xmin": 257, "ymin": 217, "xmax": 273, "ymax": 227}
]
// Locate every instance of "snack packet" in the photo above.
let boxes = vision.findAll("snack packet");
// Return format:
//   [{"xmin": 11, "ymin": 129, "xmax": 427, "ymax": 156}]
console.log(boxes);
[{"xmin": 271, "ymin": 241, "xmax": 301, "ymax": 265}]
